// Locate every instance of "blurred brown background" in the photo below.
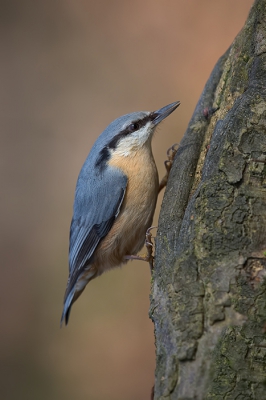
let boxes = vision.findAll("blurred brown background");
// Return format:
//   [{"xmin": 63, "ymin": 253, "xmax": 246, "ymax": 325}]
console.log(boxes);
[{"xmin": 1, "ymin": 1, "xmax": 254, "ymax": 399}]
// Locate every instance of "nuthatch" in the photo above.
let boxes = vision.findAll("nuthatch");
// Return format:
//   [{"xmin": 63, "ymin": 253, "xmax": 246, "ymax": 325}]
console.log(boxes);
[{"xmin": 61, "ymin": 101, "xmax": 180, "ymax": 325}]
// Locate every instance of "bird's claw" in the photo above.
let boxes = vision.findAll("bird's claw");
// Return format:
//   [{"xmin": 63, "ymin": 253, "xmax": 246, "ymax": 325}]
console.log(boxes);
[
  {"xmin": 124, "ymin": 226, "xmax": 157, "ymax": 272},
  {"xmin": 158, "ymin": 143, "xmax": 178, "ymax": 193},
  {"xmin": 167, "ymin": 143, "xmax": 178, "ymax": 158},
  {"xmin": 145, "ymin": 226, "xmax": 156, "ymax": 272}
]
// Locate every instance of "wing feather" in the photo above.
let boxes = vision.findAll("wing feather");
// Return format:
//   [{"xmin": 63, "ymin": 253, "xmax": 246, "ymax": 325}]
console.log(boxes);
[
  {"xmin": 65, "ymin": 169, "xmax": 127, "ymax": 300},
  {"xmin": 69, "ymin": 188, "xmax": 125, "ymax": 272}
]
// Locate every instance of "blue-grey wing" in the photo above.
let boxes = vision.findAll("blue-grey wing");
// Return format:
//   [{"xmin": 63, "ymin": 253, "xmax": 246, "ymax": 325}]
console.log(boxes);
[{"xmin": 67, "ymin": 167, "xmax": 127, "ymax": 288}]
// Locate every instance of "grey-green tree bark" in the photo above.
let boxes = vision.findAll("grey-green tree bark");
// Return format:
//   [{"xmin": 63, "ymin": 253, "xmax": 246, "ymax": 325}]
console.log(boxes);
[{"xmin": 151, "ymin": 1, "xmax": 266, "ymax": 399}]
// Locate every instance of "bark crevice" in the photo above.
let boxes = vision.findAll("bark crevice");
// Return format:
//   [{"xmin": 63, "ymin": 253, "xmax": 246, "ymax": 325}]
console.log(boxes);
[{"xmin": 151, "ymin": 1, "xmax": 266, "ymax": 399}]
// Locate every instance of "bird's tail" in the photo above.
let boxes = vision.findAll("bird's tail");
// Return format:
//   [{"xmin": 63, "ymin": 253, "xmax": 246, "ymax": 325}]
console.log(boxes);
[
  {"xmin": 60, "ymin": 289, "xmax": 75, "ymax": 326},
  {"xmin": 61, "ymin": 270, "xmax": 94, "ymax": 326}
]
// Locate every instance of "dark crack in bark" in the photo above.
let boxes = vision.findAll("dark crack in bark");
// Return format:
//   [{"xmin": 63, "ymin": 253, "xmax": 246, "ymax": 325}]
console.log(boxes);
[{"xmin": 151, "ymin": 1, "xmax": 266, "ymax": 399}]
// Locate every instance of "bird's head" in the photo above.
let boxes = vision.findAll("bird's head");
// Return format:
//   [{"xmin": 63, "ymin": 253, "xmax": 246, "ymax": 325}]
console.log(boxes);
[
  {"xmin": 86, "ymin": 101, "xmax": 180, "ymax": 174},
  {"xmin": 104, "ymin": 101, "xmax": 180, "ymax": 157}
]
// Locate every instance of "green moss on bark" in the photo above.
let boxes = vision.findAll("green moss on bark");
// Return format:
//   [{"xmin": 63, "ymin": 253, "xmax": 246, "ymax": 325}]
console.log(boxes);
[{"xmin": 151, "ymin": 1, "xmax": 266, "ymax": 399}]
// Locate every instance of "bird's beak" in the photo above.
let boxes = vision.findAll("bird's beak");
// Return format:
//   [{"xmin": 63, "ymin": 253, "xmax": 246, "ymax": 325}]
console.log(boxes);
[{"xmin": 152, "ymin": 101, "xmax": 180, "ymax": 125}]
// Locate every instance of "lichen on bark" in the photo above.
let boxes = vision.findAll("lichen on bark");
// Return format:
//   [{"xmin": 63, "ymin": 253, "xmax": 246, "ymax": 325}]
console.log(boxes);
[{"xmin": 151, "ymin": 1, "xmax": 266, "ymax": 399}]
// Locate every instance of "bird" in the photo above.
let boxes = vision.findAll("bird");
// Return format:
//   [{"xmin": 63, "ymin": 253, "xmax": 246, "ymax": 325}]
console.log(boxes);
[{"xmin": 61, "ymin": 101, "xmax": 180, "ymax": 325}]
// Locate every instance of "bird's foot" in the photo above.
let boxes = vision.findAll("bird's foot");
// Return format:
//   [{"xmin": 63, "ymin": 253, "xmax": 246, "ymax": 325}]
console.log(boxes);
[
  {"xmin": 158, "ymin": 143, "xmax": 178, "ymax": 193},
  {"xmin": 124, "ymin": 226, "xmax": 157, "ymax": 272}
]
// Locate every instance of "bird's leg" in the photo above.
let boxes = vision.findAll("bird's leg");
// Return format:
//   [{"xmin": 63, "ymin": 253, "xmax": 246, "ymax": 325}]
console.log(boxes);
[
  {"xmin": 124, "ymin": 226, "xmax": 156, "ymax": 272},
  {"xmin": 158, "ymin": 143, "xmax": 178, "ymax": 193}
]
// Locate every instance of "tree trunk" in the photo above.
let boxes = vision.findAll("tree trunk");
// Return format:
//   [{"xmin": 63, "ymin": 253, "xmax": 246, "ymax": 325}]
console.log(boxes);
[{"xmin": 150, "ymin": 1, "xmax": 266, "ymax": 398}]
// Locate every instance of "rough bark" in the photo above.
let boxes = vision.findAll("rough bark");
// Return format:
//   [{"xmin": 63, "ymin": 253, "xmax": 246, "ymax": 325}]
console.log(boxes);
[{"xmin": 150, "ymin": 1, "xmax": 266, "ymax": 399}]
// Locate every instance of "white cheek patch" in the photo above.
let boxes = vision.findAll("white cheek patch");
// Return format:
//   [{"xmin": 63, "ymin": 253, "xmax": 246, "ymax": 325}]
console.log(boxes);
[{"xmin": 115, "ymin": 123, "xmax": 154, "ymax": 157}]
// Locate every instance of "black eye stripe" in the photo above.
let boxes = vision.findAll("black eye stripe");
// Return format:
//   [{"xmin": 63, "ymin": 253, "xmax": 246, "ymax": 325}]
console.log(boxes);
[
  {"xmin": 95, "ymin": 113, "xmax": 156, "ymax": 171},
  {"xmin": 95, "ymin": 146, "xmax": 110, "ymax": 172},
  {"xmin": 129, "ymin": 122, "xmax": 139, "ymax": 131},
  {"xmin": 108, "ymin": 114, "xmax": 154, "ymax": 149}
]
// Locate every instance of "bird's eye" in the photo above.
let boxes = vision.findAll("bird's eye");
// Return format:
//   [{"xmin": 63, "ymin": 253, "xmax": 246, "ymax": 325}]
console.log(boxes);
[{"xmin": 129, "ymin": 122, "xmax": 139, "ymax": 132}]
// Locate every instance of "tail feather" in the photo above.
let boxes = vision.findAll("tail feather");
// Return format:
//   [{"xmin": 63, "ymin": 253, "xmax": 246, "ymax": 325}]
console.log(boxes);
[
  {"xmin": 61, "ymin": 289, "xmax": 75, "ymax": 327},
  {"xmin": 61, "ymin": 267, "xmax": 97, "ymax": 326}
]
